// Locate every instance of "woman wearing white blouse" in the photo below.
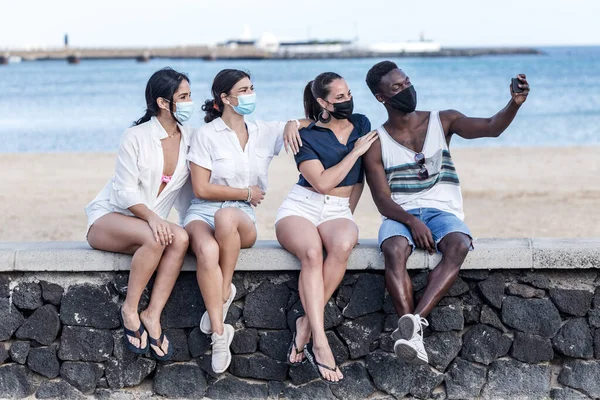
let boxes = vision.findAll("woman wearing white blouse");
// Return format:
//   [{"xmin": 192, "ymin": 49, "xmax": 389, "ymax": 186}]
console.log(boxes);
[
  {"xmin": 85, "ymin": 68, "xmax": 193, "ymax": 361},
  {"xmin": 183, "ymin": 69, "xmax": 307, "ymax": 373}
]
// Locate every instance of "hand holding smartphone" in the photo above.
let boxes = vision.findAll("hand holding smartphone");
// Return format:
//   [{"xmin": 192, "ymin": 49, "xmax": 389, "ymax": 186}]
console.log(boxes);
[{"xmin": 511, "ymin": 77, "xmax": 524, "ymax": 93}]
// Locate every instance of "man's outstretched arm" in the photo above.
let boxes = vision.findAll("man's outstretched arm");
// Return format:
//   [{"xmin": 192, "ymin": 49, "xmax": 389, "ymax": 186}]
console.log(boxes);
[
  {"xmin": 363, "ymin": 139, "xmax": 435, "ymax": 253},
  {"xmin": 441, "ymin": 74, "xmax": 530, "ymax": 140}
]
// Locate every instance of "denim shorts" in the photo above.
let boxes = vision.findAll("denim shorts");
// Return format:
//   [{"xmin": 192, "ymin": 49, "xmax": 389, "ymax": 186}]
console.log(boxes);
[
  {"xmin": 183, "ymin": 199, "xmax": 257, "ymax": 229},
  {"xmin": 378, "ymin": 208, "xmax": 472, "ymax": 252}
]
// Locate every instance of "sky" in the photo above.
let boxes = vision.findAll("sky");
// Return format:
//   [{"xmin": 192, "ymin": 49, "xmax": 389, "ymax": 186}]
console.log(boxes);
[{"xmin": 1, "ymin": 0, "xmax": 598, "ymax": 49}]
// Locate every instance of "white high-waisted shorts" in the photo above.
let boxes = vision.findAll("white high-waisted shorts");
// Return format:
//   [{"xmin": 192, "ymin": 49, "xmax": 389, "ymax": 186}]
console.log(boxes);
[{"xmin": 275, "ymin": 185, "xmax": 354, "ymax": 227}]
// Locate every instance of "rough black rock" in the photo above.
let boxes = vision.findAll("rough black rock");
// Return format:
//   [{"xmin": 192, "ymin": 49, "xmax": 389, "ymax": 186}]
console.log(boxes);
[
  {"xmin": 0, "ymin": 364, "xmax": 36, "ymax": 399},
  {"xmin": 506, "ymin": 283, "xmax": 545, "ymax": 298},
  {"xmin": 206, "ymin": 374, "xmax": 269, "ymax": 399},
  {"xmin": 445, "ymin": 358, "xmax": 487, "ymax": 400},
  {"xmin": 188, "ymin": 327, "xmax": 211, "ymax": 357},
  {"xmin": 480, "ymin": 304, "xmax": 508, "ymax": 332},
  {"xmin": 519, "ymin": 273, "xmax": 551, "ymax": 289},
  {"xmin": 446, "ymin": 277, "xmax": 470, "ymax": 297},
  {"xmin": 164, "ymin": 328, "xmax": 190, "ymax": 362},
  {"xmin": 462, "ymin": 324, "xmax": 512, "ymax": 365},
  {"xmin": 153, "ymin": 363, "xmax": 208, "ymax": 398},
  {"xmin": 231, "ymin": 328, "xmax": 259, "ymax": 355},
  {"xmin": 549, "ymin": 288, "xmax": 594, "ymax": 317},
  {"xmin": 337, "ymin": 312, "xmax": 384, "ymax": 359},
  {"xmin": 595, "ymin": 328, "xmax": 600, "ymax": 359},
  {"xmin": 0, "ymin": 299, "xmax": 25, "ymax": 341},
  {"xmin": 9, "ymin": 341, "xmax": 30, "ymax": 365},
  {"xmin": 483, "ymin": 359, "xmax": 551, "ymax": 399},
  {"xmin": 0, "ymin": 275, "xmax": 9, "ymax": 298},
  {"xmin": 460, "ymin": 270, "xmax": 490, "ymax": 281},
  {"xmin": 335, "ymin": 285, "xmax": 353, "ymax": 309},
  {"xmin": 196, "ymin": 354, "xmax": 219, "ymax": 380},
  {"xmin": 478, "ymin": 273, "xmax": 505, "ymax": 309},
  {"xmin": 429, "ymin": 299, "xmax": 464, "ymax": 331},
  {"xmin": 558, "ymin": 360, "xmax": 600, "ymax": 399},
  {"xmin": 0, "ymin": 344, "xmax": 7, "ymax": 364},
  {"xmin": 60, "ymin": 361, "xmax": 99, "ymax": 393},
  {"xmin": 58, "ymin": 326, "xmax": 113, "ymax": 362},
  {"xmin": 60, "ymin": 284, "xmax": 119, "ymax": 329},
  {"xmin": 283, "ymin": 380, "xmax": 336, "ymax": 400},
  {"xmin": 342, "ymin": 274, "xmax": 384, "ymax": 318},
  {"xmin": 327, "ymin": 330, "xmax": 349, "ymax": 365},
  {"xmin": 462, "ymin": 290, "xmax": 483, "ymax": 325},
  {"xmin": 511, "ymin": 332, "xmax": 554, "ymax": 363},
  {"xmin": 27, "ymin": 345, "xmax": 60, "ymax": 378},
  {"xmin": 225, "ymin": 304, "xmax": 243, "ymax": 325},
  {"xmin": 410, "ymin": 364, "xmax": 444, "ymax": 399},
  {"xmin": 39, "ymin": 280, "xmax": 64, "ymax": 305},
  {"xmin": 244, "ymin": 281, "xmax": 289, "ymax": 329},
  {"xmin": 550, "ymin": 387, "xmax": 592, "ymax": 400},
  {"xmin": 365, "ymin": 350, "xmax": 414, "ymax": 398},
  {"xmin": 268, "ymin": 381, "xmax": 287, "ymax": 399},
  {"xmin": 288, "ymin": 360, "xmax": 318, "ymax": 386},
  {"xmin": 12, "ymin": 282, "xmax": 43, "ymax": 310},
  {"xmin": 552, "ymin": 318, "xmax": 593, "ymax": 359},
  {"xmin": 35, "ymin": 379, "xmax": 85, "ymax": 400},
  {"xmin": 588, "ymin": 308, "xmax": 600, "ymax": 328},
  {"xmin": 161, "ymin": 273, "xmax": 205, "ymax": 329},
  {"xmin": 324, "ymin": 299, "xmax": 344, "ymax": 329},
  {"xmin": 15, "ymin": 304, "xmax": 60, "ymax": 345},
  {"xmin": 258, "ymin": 330, "xmax": 290, "ymax": 362},
  {"xmin": 412, "ymin": 272, "xmax": 429, "ymax": 292},
  {"xmin": 501, "ymin": 296, "xmax": 561, "ymax": 338},
  {"xmin": 230, "ymin": 353, "xmax": 288, "ymax": 382},
  {"xmin": 330, "ymin": 362, "xmax": 375, "ymax": 400},
  {"xmin": 105, "ymin": 357, "xmax": 156, "ymax": 389},
  {"xmin": 594, "ymin": 287, "xmax": 600, "ymax": 308},
  {"xmin": 424, "ymin": 331, "xmax": 462, "ymax": 371}
]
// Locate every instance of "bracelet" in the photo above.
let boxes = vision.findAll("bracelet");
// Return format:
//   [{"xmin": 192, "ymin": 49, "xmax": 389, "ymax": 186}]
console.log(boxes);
[
  {"xmin": 247, "ymin": 187, "xmax": 252, "ymax": 203},
  {"xmin": 288, "ymin": 119, "xmax": 300, "ymax": 129}
]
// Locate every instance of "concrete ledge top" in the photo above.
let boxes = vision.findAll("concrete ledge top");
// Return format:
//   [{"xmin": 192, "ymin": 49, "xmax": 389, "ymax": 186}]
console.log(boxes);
[{"xmin": 0, "ymin": 238, "xmax": 599, "ymax": 272}]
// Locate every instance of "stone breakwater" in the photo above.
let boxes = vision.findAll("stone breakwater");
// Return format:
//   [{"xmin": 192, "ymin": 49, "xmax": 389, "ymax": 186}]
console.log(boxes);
[{"xmin": 1, "ymin": 269, "xmax": 600, "ymax": 399}]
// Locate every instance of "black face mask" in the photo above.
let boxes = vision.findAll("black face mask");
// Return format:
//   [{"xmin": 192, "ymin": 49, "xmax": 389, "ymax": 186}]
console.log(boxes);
[
  {"xmin": 328, "ymin": 97, "xmax": 354, "ymax": 120},
  {"xmin": 386, "ymin": 85, "xmax": 417, "ymax": 113}
]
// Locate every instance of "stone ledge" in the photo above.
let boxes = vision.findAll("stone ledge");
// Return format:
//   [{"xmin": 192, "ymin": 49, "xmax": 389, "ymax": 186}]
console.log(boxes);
[{"xmin": 0, "ymin": 238, "xmax": 598, "ymax": 272}]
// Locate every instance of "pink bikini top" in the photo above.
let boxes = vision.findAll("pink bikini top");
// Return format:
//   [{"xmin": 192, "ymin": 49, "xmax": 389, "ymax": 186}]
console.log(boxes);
[{"xmin": 161, "ymin": 175, "xmax": 172, "ymax": 184}]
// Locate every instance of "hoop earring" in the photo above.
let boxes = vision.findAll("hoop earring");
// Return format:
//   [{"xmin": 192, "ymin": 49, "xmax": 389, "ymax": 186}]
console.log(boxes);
[{"xmin": 318, "ymin": 109, "xmax": 331, "ymax": 123}]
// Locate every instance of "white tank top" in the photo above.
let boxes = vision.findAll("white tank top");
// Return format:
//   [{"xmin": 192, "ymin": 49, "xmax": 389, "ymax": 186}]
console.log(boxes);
[{"xmin": 377, "ymin": 111, "xmax": 464, "ymax": 220}]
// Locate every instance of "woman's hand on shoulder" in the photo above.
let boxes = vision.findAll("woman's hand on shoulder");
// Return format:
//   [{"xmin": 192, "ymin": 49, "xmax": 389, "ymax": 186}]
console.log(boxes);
[
  {"xmin": 351, "ymin": 130, "xmax": 379, "ymax": 157},
  {"xmin": 283, "ymin": 120, "xmax": 303, "ymax": 155}
]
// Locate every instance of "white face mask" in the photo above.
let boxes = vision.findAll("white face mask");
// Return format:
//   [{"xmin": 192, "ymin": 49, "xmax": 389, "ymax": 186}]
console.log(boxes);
[{"xmin": 162, "ymin": 99, "xmax": 195, "ymax": 123}]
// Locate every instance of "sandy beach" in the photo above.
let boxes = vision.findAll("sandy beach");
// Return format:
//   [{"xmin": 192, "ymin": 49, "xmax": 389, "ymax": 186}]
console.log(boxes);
[{"xmin": 1, "ymin": 146, "xmax": 598, "ymax": 242}]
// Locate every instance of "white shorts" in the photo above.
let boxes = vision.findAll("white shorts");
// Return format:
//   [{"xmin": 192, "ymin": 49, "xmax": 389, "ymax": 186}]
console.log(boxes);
[{"xmin": 275, "ymin": 185, "xmax": 354, "ymax": 227}]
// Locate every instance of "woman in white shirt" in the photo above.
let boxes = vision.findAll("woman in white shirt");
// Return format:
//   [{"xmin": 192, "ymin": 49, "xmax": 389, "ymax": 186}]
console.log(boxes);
[
  {"xmin": 85, "ymin": 68, "xmax": 193, "ymax": 361},
  {"xmin": 183, "ymin": 69, "xmax": 306, "ymax": 373}
]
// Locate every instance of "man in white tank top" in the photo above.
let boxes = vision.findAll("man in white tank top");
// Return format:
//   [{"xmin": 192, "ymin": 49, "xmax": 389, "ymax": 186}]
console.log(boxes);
[{"xmin": 363, "ymin": 61, "xmax": 530, "ymax": 364}]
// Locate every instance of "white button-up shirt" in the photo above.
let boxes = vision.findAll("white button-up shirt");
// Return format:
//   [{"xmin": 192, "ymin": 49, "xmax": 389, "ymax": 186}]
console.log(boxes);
[
  {"xmin": 186, "ymin": 118, "xmax": 286, "ymax": 191},
  {"xmin": 85, "ymin": 116, "xmax": 193, "ymax": 231}
]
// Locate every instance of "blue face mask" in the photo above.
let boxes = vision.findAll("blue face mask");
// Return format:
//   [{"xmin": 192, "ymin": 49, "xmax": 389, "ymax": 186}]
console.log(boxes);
[
  {"xmin": 231, "ymin": 93, "xmax": 256, "ymax": 115},
  {"xmin": 173, "ymin": 101, "xmax": 195, "ymax": 123}
]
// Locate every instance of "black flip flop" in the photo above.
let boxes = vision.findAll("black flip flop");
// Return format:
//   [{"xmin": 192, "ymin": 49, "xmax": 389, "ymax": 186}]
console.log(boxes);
[
  {"xmin": 304, "ymin": 343, "xmax": 343, "ymax": 385},
  {"xmin": 287, "ymin": 314, "xmax": 307, "ymax": 365},
  {"xmin": 119, "ymin": 307, "xmax": 149, "ymax": 355},
  {"xmin": 148, "ymin": 331, "xmax": 174, "ymax": 361}
]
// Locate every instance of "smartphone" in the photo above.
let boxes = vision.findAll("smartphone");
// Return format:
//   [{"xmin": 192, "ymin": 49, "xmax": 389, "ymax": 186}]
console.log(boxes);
[{"xmin": 511, "ymin": 78, "xmax": 524, "ymax": 93}]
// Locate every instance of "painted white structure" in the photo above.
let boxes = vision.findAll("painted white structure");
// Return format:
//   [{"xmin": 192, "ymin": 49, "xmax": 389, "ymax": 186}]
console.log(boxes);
[{"xmin": 369, "ymin": 40, "xmax": 441, "ymax": 53}]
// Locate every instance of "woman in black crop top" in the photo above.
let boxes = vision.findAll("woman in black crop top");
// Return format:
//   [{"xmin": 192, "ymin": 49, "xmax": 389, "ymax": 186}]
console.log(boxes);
[{"xmin": 274, "ymin": 72, "xmax": 378, "ymax": 383}]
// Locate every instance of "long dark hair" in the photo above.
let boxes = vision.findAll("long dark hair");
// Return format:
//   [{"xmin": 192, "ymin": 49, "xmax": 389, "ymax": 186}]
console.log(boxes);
[
  {"xmin": 303, "ymin": 72, "xmax": 343, "ymax": 121},
  {"xmin": 134, "ymin": 67, "xmax": 190, "ymax": 126},
  {"xmin": 202, "ymin": 69, "xmax": 251, "ymax": 123}
]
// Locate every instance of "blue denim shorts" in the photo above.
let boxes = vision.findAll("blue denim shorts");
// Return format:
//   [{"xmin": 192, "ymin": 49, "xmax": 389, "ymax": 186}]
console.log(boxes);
[
  {"xmin": 183, "ymin": 199, "xmax": 256, "ymax": 229},
  {"xmin": 378, "ymin": 208, "xmax": 472, "ymax": 252}
]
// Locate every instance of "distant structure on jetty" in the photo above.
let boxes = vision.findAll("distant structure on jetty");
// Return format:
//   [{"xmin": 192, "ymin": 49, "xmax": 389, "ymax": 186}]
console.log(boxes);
[{"xmin": 2, "ymin": 32, "xmax": 542, "ymax": 64}]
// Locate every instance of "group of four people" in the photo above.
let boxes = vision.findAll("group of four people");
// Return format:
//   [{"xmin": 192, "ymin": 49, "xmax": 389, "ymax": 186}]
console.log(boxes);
[{"xmin": 85, "ymin": 62, "xmax": 529, "ymax": 383}]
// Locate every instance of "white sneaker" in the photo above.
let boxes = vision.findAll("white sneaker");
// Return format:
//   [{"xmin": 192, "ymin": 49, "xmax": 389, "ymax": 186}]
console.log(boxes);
[
  {"xmin": 200, "ymin": 283, "xmax": 237, "ymax": 334},
  {"xmin": 393, "ymin": 314, "xmax": 429, "ymax": 364},
  {"xmin": 211, "ymin": 324, "xmax": 234, "ymax": 374}
]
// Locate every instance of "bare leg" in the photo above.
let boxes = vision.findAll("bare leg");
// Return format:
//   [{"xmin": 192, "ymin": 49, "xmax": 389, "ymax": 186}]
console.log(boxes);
[
  {"xmin": 87, "ymin": 213, "xmax": 167, "ymax": 350},
  {"xmin": 276, "ymin": 216, "xmax": 340, "ymax": 383},
  {"xmin": 213, "ymin": 208, "xmax": 257, "ymax": 302},
  {"xmin": 186, "ymin": 221, "xmax": 225, "ymax": 335},
  {"xmin": 414, "ymin": 233, "xmax": 470, "ymax": 317},
  {"xmin": 140, "ymin": 223, "xmax": 189, "ymax": 357},
  {"xmin": 381, "ymin": 236, "xmax": 414, "ymax": 316}
]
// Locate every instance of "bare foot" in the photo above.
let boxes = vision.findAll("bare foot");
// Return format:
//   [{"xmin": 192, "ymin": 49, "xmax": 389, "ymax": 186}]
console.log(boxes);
[
  {"xmin": 312, "ymin": 341, "xmax": 343, "ymax": 382},
  {"xmin": 140, "ymin": 309, "xmax": 170, "ymax": 357},
  {"xmin": 290, "ymin": 316, "xmax": 311, "ymax": 363},
  {"xmin": 121, "ymin": 305, "xmax": 147, "ymax": 350}
]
